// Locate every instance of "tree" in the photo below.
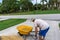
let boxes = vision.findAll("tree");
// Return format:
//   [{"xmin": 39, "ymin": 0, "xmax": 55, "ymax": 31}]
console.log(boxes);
[
  {"xmin": 0, "ymin": 3, "xmax": 1, "ymax": 6},
  {"xmin": 34, "ymin": 4, "xmax": 42, "ymax": 10},
  {"xmin": 0, "ymin": 3, "xmax": 2, "ymax": 13},
  {"xmin": 2, "ymin": 0, "xmax": 20, "ymax": 13},
  {"xmin": 20, "ymin": 0, "xmax": 33, "ymax": 11},
  {"xmin": 53, "ymin": 0, "xmax": 58, "ymax": 9},
  {"xmin": 48, "ymin": 0, "xmax": 58, "ymax": 10},
  {"xmin": 40, "ymin": 0, "xmax": 48, "ymax": 10}
]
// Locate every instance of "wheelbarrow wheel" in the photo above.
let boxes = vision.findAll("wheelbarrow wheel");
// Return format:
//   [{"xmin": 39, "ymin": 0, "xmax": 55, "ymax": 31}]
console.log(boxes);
[
  {"xmin": 18, "ymin": 32, "xmax": 27, "ymax": 40},
  {"xmin": 18, "ymin": 32, "xmax": 23, "ymax": 36}
]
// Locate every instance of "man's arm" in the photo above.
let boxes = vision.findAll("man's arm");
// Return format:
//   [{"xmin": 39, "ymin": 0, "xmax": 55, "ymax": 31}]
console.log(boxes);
[{"xmin": 35, "ymin": 27, "xmax": 38, "ymax": 37}]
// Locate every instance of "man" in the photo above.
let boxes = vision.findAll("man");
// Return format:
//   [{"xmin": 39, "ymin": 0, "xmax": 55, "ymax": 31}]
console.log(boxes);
[{"xmin": 31, "ymin": 19, "xmax": 50, "ymax": 40}]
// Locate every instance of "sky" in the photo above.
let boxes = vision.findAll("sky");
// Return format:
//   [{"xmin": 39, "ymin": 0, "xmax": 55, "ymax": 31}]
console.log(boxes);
[
  {"xmin": 32, "ymin": 0, "xmax": 49, "ymax": 4},
  {"xmin": 32, "ymin": 0, "xmax": 41, "ymax": 4},
  {"xmin": 0, "ymin": 0, "xmax": 2, "ymax": 3}
]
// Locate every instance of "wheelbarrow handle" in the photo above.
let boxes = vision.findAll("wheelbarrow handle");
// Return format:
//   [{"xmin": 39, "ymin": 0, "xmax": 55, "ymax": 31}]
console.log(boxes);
[{"xmin": 35, "ymin": 34, "xmax": 38, "ymax": 40}]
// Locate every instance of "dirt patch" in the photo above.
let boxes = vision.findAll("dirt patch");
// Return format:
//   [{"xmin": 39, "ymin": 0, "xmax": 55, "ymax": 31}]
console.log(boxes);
[{"xmin": 0, "ymin": 35, "xmax": 24, "ymax": 40}]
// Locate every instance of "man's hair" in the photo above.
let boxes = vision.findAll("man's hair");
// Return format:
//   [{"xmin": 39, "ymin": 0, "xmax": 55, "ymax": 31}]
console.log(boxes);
[{"xmin": 31, "ymin": 18, "xmax": 35, "ymax": 22}]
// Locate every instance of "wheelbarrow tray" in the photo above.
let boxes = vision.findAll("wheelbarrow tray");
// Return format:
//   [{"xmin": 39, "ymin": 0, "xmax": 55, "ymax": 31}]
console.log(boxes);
[{"xmin": 17, "ymin": 25, "xmax": 33, "ymax": 35}]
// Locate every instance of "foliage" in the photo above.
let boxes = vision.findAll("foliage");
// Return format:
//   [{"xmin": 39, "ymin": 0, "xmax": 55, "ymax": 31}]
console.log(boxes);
[
  {"xmin": 0, "ymin": 0, "xmax": 20, "ymax": 13},
  {"xmin": 0, "ymin": 0, "xmax": 59, "ymax": 14},
  {"xmin": 33, "ymin": 4, "xmax": 42, "ymax": 10},
  {"xmin": 20, "ymin": 0, "xmax": 33, "ymax": 11},
  {"xmin": 0, "ymin": 10, "xmax": 59, "ymax": 15},
  {"xmin": 48, "ymin": 0, "xmax": 58, "ymax": 10}
]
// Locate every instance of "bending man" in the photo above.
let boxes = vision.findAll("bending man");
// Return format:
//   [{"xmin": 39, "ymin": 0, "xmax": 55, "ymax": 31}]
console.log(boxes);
[{"xmin": 32, "ymin": 19, "xmax": 50, "ymax": 40}]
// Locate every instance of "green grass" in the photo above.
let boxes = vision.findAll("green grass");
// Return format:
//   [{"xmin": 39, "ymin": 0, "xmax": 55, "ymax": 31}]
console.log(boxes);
[
  {"xmin": 0, "ymin": 19, "xmax": 26, "ymax": 30},
  {"xmin": 0, "ymin": 10, "xmax": 60, "ymax": 15}
]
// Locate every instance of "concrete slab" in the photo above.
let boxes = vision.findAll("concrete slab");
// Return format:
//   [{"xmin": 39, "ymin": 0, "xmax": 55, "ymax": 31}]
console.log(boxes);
[{"xmin": 0, "ymin": 20, "xmax": 60, "ymax": 40}]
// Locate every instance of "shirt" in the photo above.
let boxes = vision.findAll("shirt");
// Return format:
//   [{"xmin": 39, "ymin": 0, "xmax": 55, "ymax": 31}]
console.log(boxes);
[{"xmin": 34, "ymin": 19, "xmax": 49, "ymax": 30}]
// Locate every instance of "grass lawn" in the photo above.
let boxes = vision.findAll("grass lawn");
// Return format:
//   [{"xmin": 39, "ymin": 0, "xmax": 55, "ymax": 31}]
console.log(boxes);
[
  {"xmin": 0, "ymin": 19, "xmax": 26, "ymax": 30},
  {"xmin": 0, "ymin": 10, "xmax": 60, "ymax": 15}
]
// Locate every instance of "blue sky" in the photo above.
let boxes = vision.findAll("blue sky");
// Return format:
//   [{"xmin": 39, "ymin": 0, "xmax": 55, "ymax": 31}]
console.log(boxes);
[
  {"xmin": 32, "ymin": 0, "xmax": 49, "ymax": 4},
  {"xmin": 0, "ymin": 0, "xmax": 2, "ymax": 3},
  {"xmin": 32, "ymin": 0, "xmax": 41, "ymax": 4}
]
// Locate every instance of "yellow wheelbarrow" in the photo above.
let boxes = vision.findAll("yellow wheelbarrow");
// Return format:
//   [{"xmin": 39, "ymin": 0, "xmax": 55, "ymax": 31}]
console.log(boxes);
[{"xmin": 16, "ymin": 25, "xmax": 33, "ymax": 40}]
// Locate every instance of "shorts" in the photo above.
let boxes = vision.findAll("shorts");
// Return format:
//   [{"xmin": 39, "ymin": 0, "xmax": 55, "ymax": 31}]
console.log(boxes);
[{"xmin": 39, "ymin": 27, "xmax": 50, "ymax": 37}]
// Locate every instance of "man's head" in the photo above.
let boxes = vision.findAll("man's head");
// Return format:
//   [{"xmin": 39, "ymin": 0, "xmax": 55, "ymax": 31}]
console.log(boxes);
[{"xmin": 31, "ymin": 18, "xmax": 35, "ymax": 22}]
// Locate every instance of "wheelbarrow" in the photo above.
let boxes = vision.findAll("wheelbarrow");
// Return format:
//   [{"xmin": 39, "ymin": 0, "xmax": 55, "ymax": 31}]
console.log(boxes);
[{"xmin": 16, "ymin": 25, "xmax": 33, "ymax": 40}]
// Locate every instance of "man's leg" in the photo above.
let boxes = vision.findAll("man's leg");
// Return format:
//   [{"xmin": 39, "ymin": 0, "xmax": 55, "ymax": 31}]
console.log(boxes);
[
  {"xmin": 39, "ymin": 27, "xmax": 50, "ymax": 40},
  {"xmin": 39, "ymin": 36, "xmax": 45, "ymax": 40}
]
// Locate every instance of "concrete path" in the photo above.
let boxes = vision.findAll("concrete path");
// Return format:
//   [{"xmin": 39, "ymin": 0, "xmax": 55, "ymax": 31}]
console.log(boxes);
[
  {"xmin": 45, "ymin": 21, "xmax": 60, "ymax": 40},
  {"xmin": 0, "ymin": 18, "xmax": 9, "ymax": 21},
  {"xmin": 0, "ymin": 14, "xmax": 60, "ymax": 21},
  {"xmin": 0, "ymin": 20, "xmax": 60, "ymax": 40}
]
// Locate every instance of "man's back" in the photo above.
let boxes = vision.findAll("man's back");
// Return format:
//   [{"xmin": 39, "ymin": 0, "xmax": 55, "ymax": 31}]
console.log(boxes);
[{"xmin": 34, "ymin": 19, "xmax": 49, "ymax": 30}]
